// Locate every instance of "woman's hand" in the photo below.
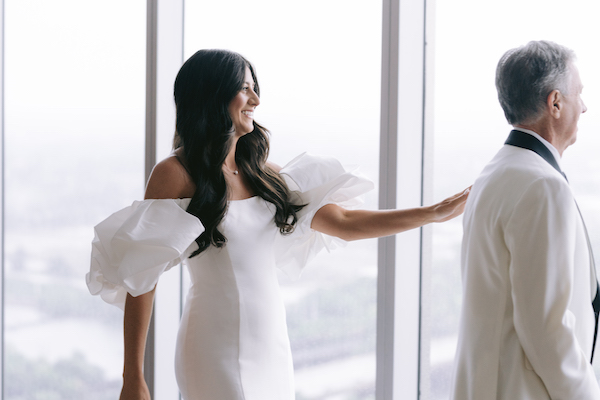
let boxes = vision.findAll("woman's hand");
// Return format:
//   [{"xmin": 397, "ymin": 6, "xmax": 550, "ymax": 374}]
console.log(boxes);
[
  {"xmin": 120, "ymin": 374, "xmax": 151, "ymax": 400},
  {"xmin": 429, "ymin": 186, "xmax": 471, "ymax": 223}
]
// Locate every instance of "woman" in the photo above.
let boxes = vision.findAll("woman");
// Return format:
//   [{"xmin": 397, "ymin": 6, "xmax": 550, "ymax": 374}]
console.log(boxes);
[{"xmin": 87, "ymin": 49, "xmax": 469, "ymax": 400}]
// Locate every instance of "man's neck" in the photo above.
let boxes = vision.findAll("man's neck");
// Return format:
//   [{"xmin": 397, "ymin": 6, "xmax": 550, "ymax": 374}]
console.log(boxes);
[{"xmin": 514, "ymin": 123, "xmax": 564, "ymax": 156}]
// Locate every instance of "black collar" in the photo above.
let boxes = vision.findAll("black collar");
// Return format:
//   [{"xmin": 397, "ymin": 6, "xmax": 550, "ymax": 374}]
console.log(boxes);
[{"xmin": 504, "ymin": 129, "xmax": 564, "ymax": 178}]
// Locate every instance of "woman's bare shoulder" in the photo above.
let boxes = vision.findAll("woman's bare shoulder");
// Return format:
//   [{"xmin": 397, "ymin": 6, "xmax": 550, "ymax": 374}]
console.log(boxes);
[{"xmin": 145, "ymin": 153, "xmax": 196, "ymax": 199}]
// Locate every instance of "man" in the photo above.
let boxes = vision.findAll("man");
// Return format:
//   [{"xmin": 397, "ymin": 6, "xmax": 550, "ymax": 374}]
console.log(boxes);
[{"xmin": 451, "ymin": 40, "xmax": 600, "ymax": 399}]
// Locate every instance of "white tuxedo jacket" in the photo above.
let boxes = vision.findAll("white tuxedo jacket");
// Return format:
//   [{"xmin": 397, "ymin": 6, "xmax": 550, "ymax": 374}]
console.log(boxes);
[{"xmin": 451, "ymin": 139, "xmax": 600, "ymax": 399}]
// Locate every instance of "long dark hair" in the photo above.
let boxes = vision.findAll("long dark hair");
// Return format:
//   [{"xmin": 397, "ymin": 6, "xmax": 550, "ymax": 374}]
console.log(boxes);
[{"xmin": 173, "ymin": 49, "xmax": 303, "ymax": 257}]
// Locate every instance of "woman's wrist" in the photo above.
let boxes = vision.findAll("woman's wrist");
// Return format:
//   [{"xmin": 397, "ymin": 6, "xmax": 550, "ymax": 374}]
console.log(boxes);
[
  {"xmin": 122, "ymin": 364, "xmax": 145, "ymax": 380},
  {"xmin": 420, "ymin": 205, "xmax": 437, "ymax": 224}
]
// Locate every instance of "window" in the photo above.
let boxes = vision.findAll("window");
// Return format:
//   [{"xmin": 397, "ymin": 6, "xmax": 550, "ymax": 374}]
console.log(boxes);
[
  {"xmin": 9, "ymin": 1, "xmax": 598, "ymax": 400},
  {"xmin": 4, "ymin": 0, "xmax": 145, "ymax": 398}
]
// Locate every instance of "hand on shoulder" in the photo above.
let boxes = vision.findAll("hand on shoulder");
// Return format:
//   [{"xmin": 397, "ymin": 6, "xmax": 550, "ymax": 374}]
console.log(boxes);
[
  {"xmin": 429, "ymin": 186, "xmax": 471, "ymax": 223},
  {"xmin": 145, "ymin": 154, "xmax": 195, "ymax": 200}
]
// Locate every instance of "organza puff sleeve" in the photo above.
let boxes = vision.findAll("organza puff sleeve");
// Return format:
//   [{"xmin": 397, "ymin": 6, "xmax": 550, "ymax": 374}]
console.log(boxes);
[
  {"xmin": 275, "ymin": 152, "xmax": 374, "ymax": 278},
  {"xmin": 86, "ymin": 198, "xmax": 204, "ymax": 310}
]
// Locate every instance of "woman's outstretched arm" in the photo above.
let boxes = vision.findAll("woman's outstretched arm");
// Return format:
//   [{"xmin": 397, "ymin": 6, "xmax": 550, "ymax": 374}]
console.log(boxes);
[{"xmin": 311, "ymin": 187, "xmax": 470, "ymax": 241}]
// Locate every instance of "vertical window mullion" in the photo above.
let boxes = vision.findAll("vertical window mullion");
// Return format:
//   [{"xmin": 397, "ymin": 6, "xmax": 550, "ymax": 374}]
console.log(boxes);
[
  {"xmin": 419, "ymin": 0, "xmax": 436, "ymax": 398},
  {"xmin": 0, "ymin": 0, "xmax": 4, "ymax": 397},
  {"xmin": 396, "ymin": 0, "xmax": 427, "ymax": 397},
  {"xmin": 376, "ymin": 0, "xmax": 400, "ymax": 398},
  {"xmin": 377, "ymin": 0, "xmax": 427, "ymax": 398},
  {"xmin": 143, "ymin": 0, "xmax": 158, "ymax": 396},
  {"xmin": 145, "ymin": 1, "xmax": 184, "ymax": 399}
]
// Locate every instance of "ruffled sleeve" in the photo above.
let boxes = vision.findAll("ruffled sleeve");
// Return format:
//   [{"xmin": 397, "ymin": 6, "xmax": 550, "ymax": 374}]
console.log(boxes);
[
  {"xmin": 275, "ymin": 152, "xmax": 374, "ymax": 278},
  {"xmin": 86, "ymin": 198, "xmax": 204, "ymax": 310}
]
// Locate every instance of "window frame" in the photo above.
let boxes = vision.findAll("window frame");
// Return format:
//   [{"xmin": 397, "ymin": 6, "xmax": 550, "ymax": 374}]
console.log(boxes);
[
  {"xmin": 0, "ymin": 0, "xmax": 4, "ymax": 398},
  {"xmin": 144, "ymin": 1, "xmax": 185, "ymax": 399},
  {"xmin": 377, "ymin": 0, "xmax": 432, "ymax": 399}
]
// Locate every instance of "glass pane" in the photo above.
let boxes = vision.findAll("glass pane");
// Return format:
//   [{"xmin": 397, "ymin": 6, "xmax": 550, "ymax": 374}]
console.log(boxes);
[
  {"xmin": 430, "ymin": 0, "xmax": 600, "ymax": 398},
  {"xmin": 184, "ymin": 1, "xmax": 381, "ymax": 398},
  {"xmin": 5, "ymin": 1, "xmax": 145, "ymax": 398}
]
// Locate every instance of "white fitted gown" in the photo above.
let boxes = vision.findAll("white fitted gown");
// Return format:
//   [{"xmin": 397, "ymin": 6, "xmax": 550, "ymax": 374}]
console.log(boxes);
[{"xmin": 86, "ymin": 153, "xmax": 373, "ymax": 400}]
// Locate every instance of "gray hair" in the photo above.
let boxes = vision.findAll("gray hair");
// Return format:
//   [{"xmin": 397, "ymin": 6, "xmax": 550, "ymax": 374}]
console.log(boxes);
[{"xmin": 495, "ymin": 40, "xmax": 575, "ymax": 125}]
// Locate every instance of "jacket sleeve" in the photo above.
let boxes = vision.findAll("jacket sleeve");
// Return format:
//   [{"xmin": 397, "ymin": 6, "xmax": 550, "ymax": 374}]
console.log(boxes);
[{"xmin": 505, "ymin": 176, "xmax": 600, "ymax": 398}]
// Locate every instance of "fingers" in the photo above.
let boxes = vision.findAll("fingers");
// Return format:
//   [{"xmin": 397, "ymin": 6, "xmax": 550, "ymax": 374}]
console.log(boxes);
[
  {"xmin": 434, "ymin": 186, "xmax": 471, "ymax": 222},
  {"xmin": 444, "ymin": 186, "xmax": 471, "ymax": 203},
  {"xmin": 454, "ymin": 186, "xmax": 471, "ymax": 199},
  {"xmin": 442, "ymin": 187, "xmax": 470, "ymax": 207}
]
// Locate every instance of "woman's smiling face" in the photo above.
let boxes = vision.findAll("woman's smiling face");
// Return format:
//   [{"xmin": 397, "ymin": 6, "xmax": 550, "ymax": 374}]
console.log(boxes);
[{"xmin": 228, "ymin": 66, "xmax": 260, "ymax": 136}]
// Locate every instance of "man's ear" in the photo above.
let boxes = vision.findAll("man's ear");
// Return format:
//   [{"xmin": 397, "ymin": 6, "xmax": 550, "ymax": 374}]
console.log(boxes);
[{"xmin": 547, "ymin": 89, "xmax": 562, "ymax": 119}]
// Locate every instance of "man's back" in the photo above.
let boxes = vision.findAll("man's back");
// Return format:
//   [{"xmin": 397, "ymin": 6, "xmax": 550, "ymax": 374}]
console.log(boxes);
[{"xmin": 452, "ymin": 143, "xmax": 598, "ymax": 399}]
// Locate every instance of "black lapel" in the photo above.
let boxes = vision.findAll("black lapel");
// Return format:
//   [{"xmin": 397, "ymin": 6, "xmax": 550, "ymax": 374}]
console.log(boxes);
[{"xmin": 505, "ymin": 130, "xmax": 563, "ymax": 177}]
